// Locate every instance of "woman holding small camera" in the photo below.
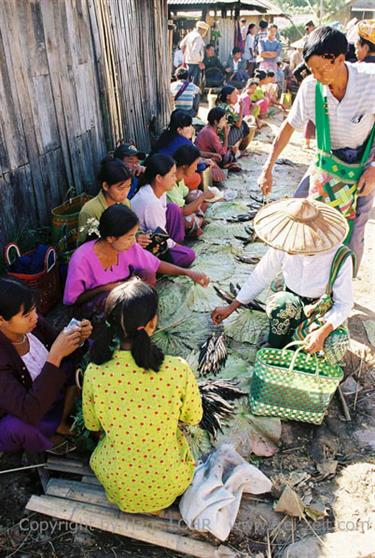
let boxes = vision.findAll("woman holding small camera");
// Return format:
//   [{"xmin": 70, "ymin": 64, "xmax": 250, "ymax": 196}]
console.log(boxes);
[{"xmin": 0, "ymin": 277, "xmax": 92, "ymax": 454}]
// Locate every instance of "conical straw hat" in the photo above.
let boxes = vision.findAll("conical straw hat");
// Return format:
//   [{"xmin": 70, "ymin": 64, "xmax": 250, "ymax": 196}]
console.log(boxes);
[{"xmin": 254, "ymin": 198, "xmax": 349, "ymax": 255}]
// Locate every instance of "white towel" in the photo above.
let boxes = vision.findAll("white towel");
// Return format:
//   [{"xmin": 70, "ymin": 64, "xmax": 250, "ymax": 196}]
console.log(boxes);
[{"xmin": 179, "ymin": 443, "xmax": 272, "ymax": 541}]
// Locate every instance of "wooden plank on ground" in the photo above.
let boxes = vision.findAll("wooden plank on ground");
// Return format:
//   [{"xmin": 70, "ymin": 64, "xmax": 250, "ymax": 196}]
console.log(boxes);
[
  {"xmin": 46, "ymin": 456, "xmax": 93, "ymax": 476},
  {"xmin": 26, "ymin": 495, "xmax": 237, "ymax": 558},
  {"xmin": 47, "ymin": 478, "xmax": 183, "ymax": 524},
  {"xmin": 47, "ymin": 478, "xmax": 115, "ymax": 509},
  {"xmin": 81, "ymin": 475, "xmax": 101, "ymax": 486}
]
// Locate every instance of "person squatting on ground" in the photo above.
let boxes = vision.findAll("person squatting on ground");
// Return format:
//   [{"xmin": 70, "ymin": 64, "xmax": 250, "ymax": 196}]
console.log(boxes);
[
  {"xmin": 212, "ymin": 198, "xmax": 354, "ymax": 365},
  {"xmin": 224, "ymin": 47, "xmax": 248, "ymax": 88},
  {"xmin": 216, "ymin": 85, "xmax": 252, "ymax": 152},
  {"xmin": 82, "ymin": 278, "xmax": 203, "ymax": 513},
  {"xmin": 195, "ymin": 107, "xmax": 239, "ymax": 167}
]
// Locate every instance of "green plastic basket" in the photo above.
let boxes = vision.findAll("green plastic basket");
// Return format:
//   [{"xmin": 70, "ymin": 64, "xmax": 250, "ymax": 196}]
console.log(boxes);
[{"xmin": 250, "ymin": 341, "xmax": 343, "ymax": 425}]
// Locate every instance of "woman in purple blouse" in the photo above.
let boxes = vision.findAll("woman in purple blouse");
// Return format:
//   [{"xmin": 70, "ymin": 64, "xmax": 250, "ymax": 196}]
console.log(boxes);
[
  {"xmin": 0, "ymin": 278, "xmax": 92, "ymax": 454},
  {"xmin": 63, "ymin": 205, "xmax": 209, "ymax": 321}
]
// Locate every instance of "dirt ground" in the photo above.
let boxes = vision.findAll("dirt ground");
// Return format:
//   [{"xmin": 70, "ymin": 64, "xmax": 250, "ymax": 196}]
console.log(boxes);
[{"xmin": 0, "ymin": 112, "xmax": 374, "ymax": 558}]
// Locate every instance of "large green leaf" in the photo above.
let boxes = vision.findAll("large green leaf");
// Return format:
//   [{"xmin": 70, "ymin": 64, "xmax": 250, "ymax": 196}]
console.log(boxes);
[
  {"xmin": 152, "ymin": 312, "xmax": 216, "ymax": 359},
  {"xmin": 241, "ymin": 242, "xmax": 268, "ymax": 258},
  {"xmin": 186, "ymin": 283, "xmax": 221, "ymax": 312},
  {"xmin": 216, "ymin": 354, "xmax": 252, "ymax": 383},
  {"xmin": 191, "ymin": 253, "xmax": 236, "ymax": 282},
  {"xmin": 205, "ymin": 201, "xmax": 250, "ymax": 220},
  {"xmin": 156, "ymin": 279, "xmax": 191, "ymax": 328},
  {"xmin": 200, "ymin": 222, "xmax": 247, "ymax": 244},
  {"xmin": 224, "ymin": 308, "xmax": 269, "ymax": 344}
]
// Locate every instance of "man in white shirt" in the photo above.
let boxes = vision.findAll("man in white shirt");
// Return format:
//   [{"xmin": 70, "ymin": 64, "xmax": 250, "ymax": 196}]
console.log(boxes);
[
  {"xmin": 258, "ymin": 26, "xmax": 375, "ymax": 269},
  {"xmin": 180, "ymin": 21, "xmax": 210, "ymax": 86}
]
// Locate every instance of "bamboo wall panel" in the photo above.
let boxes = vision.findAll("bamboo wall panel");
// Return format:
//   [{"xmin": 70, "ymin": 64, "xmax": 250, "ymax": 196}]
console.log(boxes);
[{"xmin": 0, "ymin": 0, "xmax": 170, "ymax": 249}]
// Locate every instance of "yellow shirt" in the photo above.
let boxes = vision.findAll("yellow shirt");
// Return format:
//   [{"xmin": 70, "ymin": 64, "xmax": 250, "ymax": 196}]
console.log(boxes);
[
  {"xmin": 166, "ymin": 179, "xmax": 189, "ymax": 208},
  {"xmin": 83, "ymin": 351, "xmax": 203, "ymax": 513},
  {"xmin": 77, "ymin": 191, "xmax": 131, "ymax": 245}
]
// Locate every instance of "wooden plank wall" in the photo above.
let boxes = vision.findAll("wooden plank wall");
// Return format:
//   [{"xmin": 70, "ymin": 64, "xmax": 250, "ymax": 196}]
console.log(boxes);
[
  {"xmin": 0, "ymin": 0, "xmax": 107, "ymax": 247},
  {"xmin": 0, "ymin": 0, "xmax": 171, "ymax": 249},
  {"xmin": 91, "ymin": 0, "xmax": 172, "ymax": 152}
]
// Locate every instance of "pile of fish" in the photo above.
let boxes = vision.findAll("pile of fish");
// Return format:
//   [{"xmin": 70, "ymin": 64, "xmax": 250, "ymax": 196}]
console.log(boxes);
[
  {"xmin": 214, "ymin": 284, "xmax": 266, "ymax": 313},
  {"xmin": 197, "ymin": 333, "xmax": 227, "ymax": 377},
  {"xmin": 199, "ymin": 379, "xmax": 246, "ymax": 439}
]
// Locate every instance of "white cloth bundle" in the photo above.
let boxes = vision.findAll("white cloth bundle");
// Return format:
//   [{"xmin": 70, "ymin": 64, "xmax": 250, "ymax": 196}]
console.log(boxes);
[{"xmin": 179, "ymin": 444, "xmax": 272, "ymax": 541}]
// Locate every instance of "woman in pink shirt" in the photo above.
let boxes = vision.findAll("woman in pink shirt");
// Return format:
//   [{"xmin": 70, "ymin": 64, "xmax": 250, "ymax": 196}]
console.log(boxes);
[
  {"xmin": 195, "ymin": 107, "xmax": 237, "ymax": 168},
  {"xmin": 64, "ymin": 205, "xmax": 209, "ymax": 322}
]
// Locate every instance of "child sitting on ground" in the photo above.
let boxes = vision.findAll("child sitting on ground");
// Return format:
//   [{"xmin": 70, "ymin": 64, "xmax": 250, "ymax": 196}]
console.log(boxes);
[
  {"xmin": 250, "ymin": 71, "xmax": 271, "ymax": 116},
  {"xmin": 168, "ymin": 145, "xmax": 215, "ymax": 238},
  {"xmin": 239, "ymin": 78, "xmax": 264, "ymax": 129},
  {"xmin": 262, "ymin": 71, "xmax": 286, "ymax": 113}
]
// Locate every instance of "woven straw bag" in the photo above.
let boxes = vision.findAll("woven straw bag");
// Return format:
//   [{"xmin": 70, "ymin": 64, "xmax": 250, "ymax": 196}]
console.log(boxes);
[
  {"xmin": 51, "ymin": 188, "xmax": 92, "ymax": 243},
  {"xmin": 250, "ymin": 341, "xmax": 343, "ymax": 424},
  {"xmin": 4, "ymin": 243, "xmax": 61, "ymax": 315}
]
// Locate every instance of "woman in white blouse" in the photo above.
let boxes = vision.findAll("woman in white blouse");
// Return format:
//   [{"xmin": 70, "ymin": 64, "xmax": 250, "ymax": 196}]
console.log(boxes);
[
  {"xmin": 212, "ymin": 198, "xmax": 354, "ymax": 363},
  {"xmin": 131, "ymin": 154, "xmax": 196, "ymax": 268}
]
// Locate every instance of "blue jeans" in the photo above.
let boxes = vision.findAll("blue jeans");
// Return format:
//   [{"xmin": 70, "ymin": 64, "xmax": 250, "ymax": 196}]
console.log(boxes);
[{"xmin": 188, "ymin": 64, "xmax": 201, "ymax": 86}]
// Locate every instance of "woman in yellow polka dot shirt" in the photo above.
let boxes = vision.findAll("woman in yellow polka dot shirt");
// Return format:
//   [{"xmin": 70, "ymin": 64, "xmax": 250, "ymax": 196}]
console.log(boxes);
[{"xmin": 82, "ymin": 278, "xmax": 203, "ymax": 513}]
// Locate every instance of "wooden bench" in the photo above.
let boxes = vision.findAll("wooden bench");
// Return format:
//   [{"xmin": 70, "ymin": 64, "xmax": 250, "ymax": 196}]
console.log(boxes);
[{"xmin": 26, "ymin": 457, "xmax": 241, "ymax": 558}]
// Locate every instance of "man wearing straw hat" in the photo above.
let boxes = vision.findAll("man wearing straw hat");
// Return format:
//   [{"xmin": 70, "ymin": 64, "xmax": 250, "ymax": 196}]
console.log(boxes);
[
  {"xmin": 180, "ymin": 21, "xmax": 210, "ymax": 86},
  {"xmin": 258, "ymin": 26, "xmax": 375, "ymax": 270},
  {"xmin": 212, "ymin": 198, "xmax": 354, "ymax": 363}
]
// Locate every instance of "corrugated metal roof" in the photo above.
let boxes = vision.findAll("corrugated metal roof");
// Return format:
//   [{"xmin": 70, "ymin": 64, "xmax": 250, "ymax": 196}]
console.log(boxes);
[
  {"xmin": 167, "ymin": 0, "xmax": 284, "ymax": 16},
  {"xmin": 350, "ymin": 0, "xmax": 375, "ymax": 10},
  {"xmin": 167, "ymin": 0, "xmax": 279, "ymax": 7}
]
